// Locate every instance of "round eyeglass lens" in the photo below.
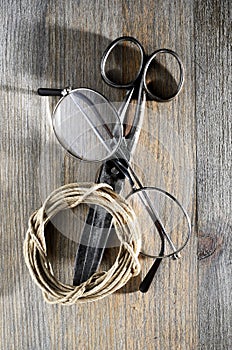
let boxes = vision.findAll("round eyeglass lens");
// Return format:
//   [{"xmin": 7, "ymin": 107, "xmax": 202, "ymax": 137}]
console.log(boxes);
[
  {"xmin": 52, "ymin": 88, "xmax": 122, "ymax": 162},
  {"xmin": 127, "ymin": 187, "xmax": 191, "ymax": 258}
]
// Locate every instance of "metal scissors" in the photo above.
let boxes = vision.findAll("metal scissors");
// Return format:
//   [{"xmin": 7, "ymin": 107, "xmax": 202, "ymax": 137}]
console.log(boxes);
[{"xmin": 71, "ymin": 36, "xmax": 190, "ymax": 291}]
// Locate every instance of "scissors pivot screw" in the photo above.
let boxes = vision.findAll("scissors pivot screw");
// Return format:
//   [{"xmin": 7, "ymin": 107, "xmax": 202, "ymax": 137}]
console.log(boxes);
[{"xmin": 111, "ymin": 167, "xmax": 120, "ymax": 175}]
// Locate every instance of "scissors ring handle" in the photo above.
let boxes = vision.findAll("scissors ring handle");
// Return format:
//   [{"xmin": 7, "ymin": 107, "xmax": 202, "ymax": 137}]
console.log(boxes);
[
  {"xmin": 101, "ymin": 36, "xmax": 145, "ymax": 89},
  {"xmin": 143, "ymin": 49, "xmax": 184, "ymax": 102}
]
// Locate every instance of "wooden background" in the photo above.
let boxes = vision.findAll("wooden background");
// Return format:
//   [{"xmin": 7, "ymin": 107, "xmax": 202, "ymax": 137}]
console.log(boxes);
[{"xmin": 0, "ymin": 0, "xmax": 231, "ymax": 349}]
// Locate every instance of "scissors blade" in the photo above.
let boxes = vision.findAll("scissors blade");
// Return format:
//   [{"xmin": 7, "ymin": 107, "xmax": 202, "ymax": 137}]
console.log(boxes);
[
  {"xmin": 73, "ymin": 159, "xmax": 127, "ymax": 284},
  {"xmin": 73, "ymin": 91, "xmax": 146, "ymax": 285}
]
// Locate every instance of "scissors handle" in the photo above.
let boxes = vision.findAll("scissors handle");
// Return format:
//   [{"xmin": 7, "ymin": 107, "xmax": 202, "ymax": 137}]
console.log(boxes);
[
  {"xmin": 143, "ymin": 49, "xmax": 184, "ymax": 102},
  {"xmin": 101, "ymin": 36, "xmax": 145, "ymax": 89},
  {"xmin": 101, "ymin": 36, "xmax": 184, "ymax": 103}
]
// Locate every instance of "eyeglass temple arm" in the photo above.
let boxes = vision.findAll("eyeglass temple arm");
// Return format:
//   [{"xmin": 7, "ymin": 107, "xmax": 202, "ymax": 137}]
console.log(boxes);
[
  {"xmin": 139, "ymin": 257, "xmax": 163, "ymax": 293},
  {"xmin": 139, "ymin": 218, "xmax": 165, "ymax": 293},
  {"xmin": 37, "ymin": 88, "xmax": 64, "ymax": 96}
]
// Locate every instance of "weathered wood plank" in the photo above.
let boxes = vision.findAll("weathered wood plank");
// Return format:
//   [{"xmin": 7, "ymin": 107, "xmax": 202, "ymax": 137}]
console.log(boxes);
[
  {"xmin": 121, "ymin": 1, "xmax": 197, "ymax": 350},
  {"xmin": 2, "ymin": 0, "xmax": 227, "ymax": 349},
  {"xmin": 194, "ymin": 1, "xmax": 232, "ymax": 349},
  {"xmin": 0, "ymin": 2, "xmax": 124, "ymax": 349}
]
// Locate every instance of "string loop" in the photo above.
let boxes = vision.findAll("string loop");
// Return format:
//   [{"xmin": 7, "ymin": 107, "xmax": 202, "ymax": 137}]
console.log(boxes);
[{"xmin": 24, "ymin": 183, "xmax": 141, "ymax": 304}]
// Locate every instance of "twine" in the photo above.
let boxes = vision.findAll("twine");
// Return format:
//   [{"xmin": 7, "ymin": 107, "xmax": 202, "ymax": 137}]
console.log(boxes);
[{"xmin": 24, "ymin": 182, "xmax": 141, "ymax": 304}]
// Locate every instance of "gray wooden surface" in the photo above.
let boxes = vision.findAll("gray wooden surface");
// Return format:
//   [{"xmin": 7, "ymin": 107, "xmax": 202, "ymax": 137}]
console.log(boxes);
[{"xmin": 0, "ymin": 1, "xmax": 231, "ymax": 349}]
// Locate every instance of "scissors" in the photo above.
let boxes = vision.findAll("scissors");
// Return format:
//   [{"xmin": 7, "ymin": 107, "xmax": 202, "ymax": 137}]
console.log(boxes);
[{"xmin": 67, "ymin": 36, "xmax": 191, "ymax": 291}]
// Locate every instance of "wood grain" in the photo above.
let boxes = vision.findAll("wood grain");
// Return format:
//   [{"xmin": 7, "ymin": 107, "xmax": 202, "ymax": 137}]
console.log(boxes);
[
  {"xmin": 194, "ymin": 1, "xmax": 232, "ymax": 349},
  {"xmin": 0, "ymin": 0, "xmax": 230, "ymax": 349}
]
